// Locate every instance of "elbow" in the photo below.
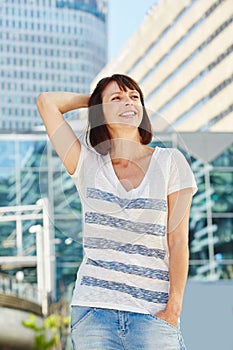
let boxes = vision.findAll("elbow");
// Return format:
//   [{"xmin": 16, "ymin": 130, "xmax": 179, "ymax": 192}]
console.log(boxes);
[
  {"xmin": 36, "ymin": 92, "xmax": 48, "ymax": 110},
  {"xmin": 36, "ymin": 93, "xmax": 52, "ymax": 119}
]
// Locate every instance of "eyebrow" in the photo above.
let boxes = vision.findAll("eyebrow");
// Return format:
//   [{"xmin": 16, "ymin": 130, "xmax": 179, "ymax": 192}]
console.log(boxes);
[{"xmin": 109, "ymin": 90, "xmax": 139, "ymax": 96}]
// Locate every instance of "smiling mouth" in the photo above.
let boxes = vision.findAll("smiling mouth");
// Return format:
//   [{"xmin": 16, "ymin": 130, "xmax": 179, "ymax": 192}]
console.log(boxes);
[{"xmin": 119, "ymin": 111, "xmax": 136, "ymax": 118}]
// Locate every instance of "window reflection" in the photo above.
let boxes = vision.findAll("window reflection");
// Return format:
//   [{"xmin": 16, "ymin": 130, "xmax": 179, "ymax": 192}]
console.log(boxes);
[{"xmin": 210, "ymin": 171, "xmax": 233, "ymax": 212}]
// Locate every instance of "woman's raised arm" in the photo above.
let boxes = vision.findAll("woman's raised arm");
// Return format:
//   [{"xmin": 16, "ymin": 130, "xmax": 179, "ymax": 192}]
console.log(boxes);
[{"xmin": 36, "ymin": 92, "xmax": 90, "ymax": 174}]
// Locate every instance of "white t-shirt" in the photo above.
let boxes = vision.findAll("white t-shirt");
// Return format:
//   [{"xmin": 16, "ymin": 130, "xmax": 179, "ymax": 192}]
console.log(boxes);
[{"xmin": 70, "ymin": 144, "xmax": 197, "ymax": 315}]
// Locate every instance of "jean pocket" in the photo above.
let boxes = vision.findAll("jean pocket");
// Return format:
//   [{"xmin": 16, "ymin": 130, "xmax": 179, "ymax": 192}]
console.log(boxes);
[
  {"xmin": 149, "ymin": 314, "xmax": 178, "ymax": 332},
  {"xmin": 71, "ymin": 306, "xmax": 95, "ymax": 330}
]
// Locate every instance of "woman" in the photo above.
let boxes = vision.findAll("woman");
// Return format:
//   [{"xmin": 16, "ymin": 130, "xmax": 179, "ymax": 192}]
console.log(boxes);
[{"xmin": 37, "ymin": 74, "xmax": 197, "ymax": 350}]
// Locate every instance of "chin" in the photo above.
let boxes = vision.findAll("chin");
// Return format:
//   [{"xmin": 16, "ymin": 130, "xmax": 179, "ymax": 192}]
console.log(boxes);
[{"xmin": 118, "ymin": 122, "xmax": 139, "ymax": 129}]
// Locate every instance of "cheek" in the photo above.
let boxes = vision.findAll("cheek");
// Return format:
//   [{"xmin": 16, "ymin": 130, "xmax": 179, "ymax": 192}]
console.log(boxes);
[
  {"xmin": 102, "ymin": 102, "xmax": 110, "ymax": 115},
  {"xmin": 137, "ymin": 105, "xmax": 144, "ymax": 119},
  {"xmin": 102, "ymin": 104, "xmax": 107, "ymax": 118},
  {"xmin": 103, "ymin": 103, "xmax": 118, "ymax": 120}
]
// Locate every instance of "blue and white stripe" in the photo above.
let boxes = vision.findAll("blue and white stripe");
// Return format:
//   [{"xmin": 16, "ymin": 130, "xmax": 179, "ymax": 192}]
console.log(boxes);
[
  {"xmin": 86, "ymin": 258, "xmax": 169, "ymax": 281},
  {"xmin": 86, "ymin": 187, "xmax": 167, "ymax": 211},
  {"xmin": 81, "ymin": 276, "xmax": 169, "ymax": 304},
  {"xmin": 85, "ymin": 212, "xmax": 166, "ymax": 236},
  {"xmin": 84, "ymin": 237, "xmax": 166, "ymax": 260}
]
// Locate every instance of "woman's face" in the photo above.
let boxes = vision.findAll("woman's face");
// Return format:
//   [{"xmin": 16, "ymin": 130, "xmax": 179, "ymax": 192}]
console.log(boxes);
[{"xmin": 101, "ymin": 81, "xmax": 143, "ymax": 132}]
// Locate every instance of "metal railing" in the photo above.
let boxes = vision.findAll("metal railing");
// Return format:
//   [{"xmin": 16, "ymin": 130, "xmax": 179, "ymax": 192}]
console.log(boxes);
[
  {"xmin": 0, "ymin": 273, "xmax": 38, "ymax": 304},
  {"xmin": 0, "ymin": 198, "xmax": 55, "ymax": 315}
]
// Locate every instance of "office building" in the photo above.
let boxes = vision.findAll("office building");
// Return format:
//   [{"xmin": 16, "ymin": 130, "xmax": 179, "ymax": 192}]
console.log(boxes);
[
  {"xmin": 92, "ymin": 0, "xmax": 232, "ymax": 133},
  {"xmin": 0, "ymin": 0, "xmax": 108, "ymax": 130}
]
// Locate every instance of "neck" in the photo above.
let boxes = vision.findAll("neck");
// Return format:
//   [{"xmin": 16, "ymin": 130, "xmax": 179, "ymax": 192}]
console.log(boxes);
[
  {"xmin": 110, "ymin": 138, "xmax": 145, "ymax": 162},
  {"xmin": 108, "ymin": 125, "xmax": 142, "ymax": 156}
]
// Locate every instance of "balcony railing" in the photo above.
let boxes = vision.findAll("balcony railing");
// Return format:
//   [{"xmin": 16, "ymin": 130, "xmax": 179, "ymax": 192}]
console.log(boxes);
[{"xmin": 0, "ymin": 273, "xmax": 38, "ymax": 304}]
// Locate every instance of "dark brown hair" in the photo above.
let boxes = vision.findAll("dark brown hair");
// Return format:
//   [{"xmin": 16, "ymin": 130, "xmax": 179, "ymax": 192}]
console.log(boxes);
[{"xmin": 86, "ymin": 74, "xmax": 153, "ymax": 155}]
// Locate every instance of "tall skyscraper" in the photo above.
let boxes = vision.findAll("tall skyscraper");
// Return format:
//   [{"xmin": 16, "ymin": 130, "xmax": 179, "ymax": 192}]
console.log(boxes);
[{"xmin": 0, "ymin": 0, "xmax": 108, "ymax": 131}]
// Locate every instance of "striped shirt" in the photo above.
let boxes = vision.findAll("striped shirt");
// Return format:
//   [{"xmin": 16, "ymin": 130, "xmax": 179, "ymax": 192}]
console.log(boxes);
[{"xmin": 70, "ymin": 144, "xmax": 197, "ymax": 315}]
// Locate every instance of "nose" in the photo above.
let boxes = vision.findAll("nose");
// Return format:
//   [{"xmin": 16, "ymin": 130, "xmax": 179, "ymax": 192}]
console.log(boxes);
[{"xmin": 124, "ymin": 94, "xmax": 133, "ymax": 106}]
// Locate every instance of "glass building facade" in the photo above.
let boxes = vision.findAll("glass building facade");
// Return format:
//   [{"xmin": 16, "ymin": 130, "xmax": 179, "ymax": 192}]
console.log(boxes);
[
  {"xmin": 0, "ymin": 132, "xmax": 232, "ymax": 302},
  {"xmin": 0, "ymin": 0, "xmax": 108, "ymax": 131},
  {"xmin": 183, "ymin": 143, "xmax": 233, "ymax": 280},
  {"xmin": 0, "ymin": 133, "xmax": 83, "ymax": 300}
]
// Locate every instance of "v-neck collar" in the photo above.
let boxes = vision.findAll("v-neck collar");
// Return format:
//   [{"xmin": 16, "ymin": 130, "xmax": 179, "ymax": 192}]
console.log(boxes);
[{"xmin": 105, "ymin": 147, "xmax": 158, "ymax": 195}]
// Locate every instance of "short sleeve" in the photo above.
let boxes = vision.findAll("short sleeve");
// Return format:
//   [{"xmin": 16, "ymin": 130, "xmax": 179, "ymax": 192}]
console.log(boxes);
[
  {"xmin": 168, "ymin": 149, "xmax": 198, "ymax": 196},
  {"xmin": 69, "ymin": 143, "xmax": 87, "ymax": 180}
]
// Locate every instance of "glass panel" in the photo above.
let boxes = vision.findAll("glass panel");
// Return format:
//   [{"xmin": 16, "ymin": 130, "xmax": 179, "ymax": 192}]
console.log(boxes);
[
  {"xmin": 20, "ymin": 170, "xmax": 41, "ymax": 204},
  {"xmin": 54, "ymin": 217, "xmax": 82, "ymax": 244},
  {"xmin": 22, "ymin": 220, "xmax": 38, "ymax": 256},
  {"xmin": 191, "ymin": 177, "xmax": 207, "ymax": 214},
  {"xmin": 188, "ymin": 263, "xmax": 215, "ymax": 280},
  {"xmin": 211, "ymin": 143, "xmax": 233, "ymax": 167},
  {"xmin": 0, "ymin": 140, "xmax": 15, "ymax": 168},
  {"xmin": 19, "ymin": 140, "xmax": 47, "ymax": 169},
  {"xmin": 212, "ymin": 218, "xmax": 233, "ymax": 260},
  {"xmin": 150, "ymin": 139, "xmax": 173, "ymax": 148},
  {"xmin": 210, "ymin": 171, "xmax": 233, "ymax": 213},
  {"xmin": 189, "ymin": 217, "xmax": 209, "ymax": 261},
  {"xmin": 0, "ymin": 221, "xmax": 17, "ymax": 257},
  {"xmin": 53, "ymin": 170, "xmax": 82, "ymax": 217},
  {"xmin": 38, "ymin": 170, "xmax": 49, "ymax": 198},
  {"xmin": 214, "ymin": 263, "xmax": 233, "ymax": 280},
  {"xmin": 0, "ymin": 170, "xmax": 16, "ymax": 205},
  {"xmin": 55, "ymin": 225, "xmax": 83, "ymax": 260},
  {"xmin": 0, "ymin": 220, "xmax": 40, "ymax": 257},
  {"xmin": 55, "ymin": 224, "xmax": 83, "ymax": 297}
]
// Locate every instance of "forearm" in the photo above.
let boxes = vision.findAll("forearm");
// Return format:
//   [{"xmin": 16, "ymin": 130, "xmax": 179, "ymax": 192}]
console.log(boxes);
[
  {"xmin": 155, "ymin": 239, "xmax": 189, "ymax": 327},
  {"xmin": 155, "ymin": 190, "xmax": 192, "ymax": 326},
  {"xmin": 166, "ymin": 239, "xmax": 189, "ymax": 316},
  {"xmin": 36, "ymin": 91, "xmax": 90, "ymax": 115}
]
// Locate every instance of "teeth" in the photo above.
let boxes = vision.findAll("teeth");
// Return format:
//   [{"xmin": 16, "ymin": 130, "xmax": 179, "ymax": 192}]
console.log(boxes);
[{"xmin": 120, "ymin": 111, "xmax": 136, "ymax": 117}]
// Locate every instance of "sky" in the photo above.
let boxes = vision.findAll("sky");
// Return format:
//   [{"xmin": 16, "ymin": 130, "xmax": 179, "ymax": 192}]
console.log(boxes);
[{"xmin": 108, "ymin": 0, "xmax": 159, "ymax": 60}]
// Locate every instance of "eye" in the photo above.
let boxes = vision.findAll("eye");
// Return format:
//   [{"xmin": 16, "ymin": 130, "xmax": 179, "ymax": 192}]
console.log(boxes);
[
  {"xmin": 131, "ymin": 94, "xmax": 139, "ymax": 100},
  {"xmin": 111, "ymin": 96, "xmax": 120, "ymax": 101}
]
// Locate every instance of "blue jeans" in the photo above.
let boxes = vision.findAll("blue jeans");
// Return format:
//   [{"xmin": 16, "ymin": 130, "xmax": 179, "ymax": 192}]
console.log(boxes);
[{"xmin": 71, "ymin": 306, "xmax": 187, "ymax": 350}]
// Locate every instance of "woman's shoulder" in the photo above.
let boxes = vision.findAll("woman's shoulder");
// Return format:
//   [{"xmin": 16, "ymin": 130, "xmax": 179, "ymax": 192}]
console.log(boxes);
[
  {"xmin": 156, "ymin": 146, "xmax": 187, "ymax": 157},
  {"xmin": 70, "ymin": 142, "xmax": 103, "ymax": 179},
  {"xmin": 154, "ymin": 147, "xmax": 190, "ymax": 167},
  {"xmin": 154, "ymin": 146, "xmax": 178, "ymax": 157}
]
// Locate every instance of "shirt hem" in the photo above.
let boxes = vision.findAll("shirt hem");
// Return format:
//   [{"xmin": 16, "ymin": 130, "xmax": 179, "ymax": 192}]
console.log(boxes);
[{"xmin": 70, "ymin": 301, "xmax": 151, "ymax": 315}]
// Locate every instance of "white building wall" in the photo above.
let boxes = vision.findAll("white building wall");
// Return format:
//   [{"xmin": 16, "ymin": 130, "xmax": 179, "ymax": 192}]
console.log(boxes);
[{"xmin": 92, "ymin": 0, "xmax": 233, "ymax": 132}]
